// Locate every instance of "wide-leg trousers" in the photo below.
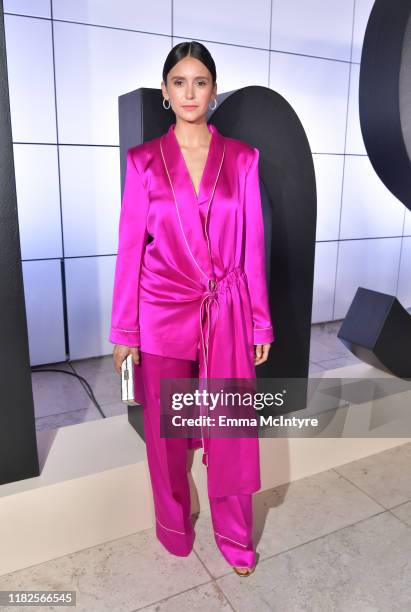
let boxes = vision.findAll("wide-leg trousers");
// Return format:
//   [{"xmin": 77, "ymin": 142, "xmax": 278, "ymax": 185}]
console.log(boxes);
[{"xmin": 137, "ymin": 349, "xmax": 256, "ymax": 568}]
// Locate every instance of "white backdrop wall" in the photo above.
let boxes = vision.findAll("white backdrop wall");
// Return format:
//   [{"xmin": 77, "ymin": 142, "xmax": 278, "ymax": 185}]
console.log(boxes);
[{"xmin": 3, "ymin": 0, "xmax": 411, "ymax": 365}]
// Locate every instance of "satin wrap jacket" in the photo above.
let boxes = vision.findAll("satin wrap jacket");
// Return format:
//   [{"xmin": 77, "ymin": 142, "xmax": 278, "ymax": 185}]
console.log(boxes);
[{"xmin": 109, "ymin": 122, "xmax": 275, "ymax": 496}]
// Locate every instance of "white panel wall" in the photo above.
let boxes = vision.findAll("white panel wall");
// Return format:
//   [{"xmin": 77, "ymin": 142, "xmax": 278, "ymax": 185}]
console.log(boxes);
[
  {"xmin": 312, "ymin": 154, "xmax": 344, "ymax": 242},
  {"xmin": 340, "ymin": 156, "xmax": 405, "ymax": 239},
  {"xmin": 53, "ymin": 23, "xmax": 169, "ymax": 146},
  {"xmin": 312, "ymin": 241, "xmax": 338, "ymax": 323},
  {"xmin": 4, "ymin": 0, "xmax": 411, "ymax": 365},
  {"xmin": 4, "ymin": 15, "xmax": 56, "ymax": 142},
  {"xmin": 22, "ymin": 260, "xmax": 66, "ymax": 366},
  {"xmin": 174, "ymin": 0, "xmax": 271, "ymax": 48},
  {"xmin": 4, "ymin": 0, "xmax": 50, "ymax": 18},
  {"xmin": 13, "ymin": 144, "xmax": 62, "ymax": 260},
  {"xmin": 398, "ymin": 237, "xmax": 411, "ymax": 308},
  {"xmin": 269, "ymin": 52, "xmax": 350, "ymax": 153},
  {"xmin": 405, "ymin": 209, "xmax": 411, "ymax": 236},
  {"xmin": 270, "ymin": 0, "xmax": 354, "ymax": 61},
  {"xmin": 334, "ymin": 238, "xmax": 402, "ymax": 319},
  {"xmin": 52, "ymin": 0, "xmax": 172, "ymax": 33},
  {"xmin": 346, "ymin": 63, "xmax": 367, "ymax": 155},
  {"xmin": 65, "ymin": 256, "xmax": 117, "ymax": 360},
  {"xmin": 59, "ymin": 146, "xmax": 121, "ymax": 257},
  {"xmin": 351, "ymin": 0, "xmax": 376, "ymax": 62}
]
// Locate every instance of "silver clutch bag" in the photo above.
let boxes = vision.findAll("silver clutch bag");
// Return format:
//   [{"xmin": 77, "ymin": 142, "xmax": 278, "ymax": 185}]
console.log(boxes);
[{"xmin": 121, "ymin": 353, "xmax": 141, "ymax": 405}]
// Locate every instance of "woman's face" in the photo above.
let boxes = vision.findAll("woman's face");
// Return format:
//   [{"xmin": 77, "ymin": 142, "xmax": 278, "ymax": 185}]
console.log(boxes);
[{"xmin": 162, "ymin": 56, "xmax": 217, "ymax": 123}]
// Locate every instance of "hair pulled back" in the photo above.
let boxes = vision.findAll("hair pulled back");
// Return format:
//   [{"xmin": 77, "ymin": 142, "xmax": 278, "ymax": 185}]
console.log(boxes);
[{"xmin": 162, "ymin": 41, "xmax": 217, "ymax": 86}]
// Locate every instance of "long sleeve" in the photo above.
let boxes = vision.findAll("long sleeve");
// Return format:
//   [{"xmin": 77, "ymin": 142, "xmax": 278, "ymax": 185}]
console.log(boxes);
[
  {"xmin": 109, "ymin": 148, "xmax": 149, "ymax": 347},
  {"xmin": 244, "ymin": 147, "xmax": 275, "ymax": 345}
]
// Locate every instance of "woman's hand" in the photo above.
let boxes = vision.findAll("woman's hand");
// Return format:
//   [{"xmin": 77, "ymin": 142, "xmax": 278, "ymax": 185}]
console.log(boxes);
[
  {"xmin": 112, "ymin": 344, "xmax": 140, "ymax": 374},
  {"xmin": 254, "ymin": 343, "xmax": 271, "ymax": 366}
]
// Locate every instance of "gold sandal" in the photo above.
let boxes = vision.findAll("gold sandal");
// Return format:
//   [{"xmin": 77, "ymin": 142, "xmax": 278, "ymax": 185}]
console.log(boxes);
[{"xmin": 233, "ymin": 566, "xmax": 256, "ymax": 577}]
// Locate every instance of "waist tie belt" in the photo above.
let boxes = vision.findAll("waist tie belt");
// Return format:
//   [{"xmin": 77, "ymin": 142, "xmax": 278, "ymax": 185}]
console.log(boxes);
[{"xmin": 198, "ymin": 266, "xmax": 245, "ymax": 467}]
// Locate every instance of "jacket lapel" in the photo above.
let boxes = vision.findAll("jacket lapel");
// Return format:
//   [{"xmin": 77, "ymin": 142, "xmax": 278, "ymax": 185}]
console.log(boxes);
[{"xmin": 160, "ymin": 122, "xmax": 225, "ymax": 282}]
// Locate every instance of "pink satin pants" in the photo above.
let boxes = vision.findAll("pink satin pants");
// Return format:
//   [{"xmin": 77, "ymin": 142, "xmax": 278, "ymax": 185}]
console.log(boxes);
[{"xmin": 136, "ymin": 350, "xmax": 256, "ymax": 568}]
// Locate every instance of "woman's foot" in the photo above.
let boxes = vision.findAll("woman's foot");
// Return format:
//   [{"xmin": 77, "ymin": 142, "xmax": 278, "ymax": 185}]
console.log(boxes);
[{"xmin": 233, "ymin": 565, "xmax": 255, "ymax": 577}]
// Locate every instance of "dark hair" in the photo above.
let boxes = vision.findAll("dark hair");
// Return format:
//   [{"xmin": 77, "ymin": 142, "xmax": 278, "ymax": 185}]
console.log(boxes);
[{"xmin": 162, "ymin": 41, "xmax": 217, "ymax": 86}]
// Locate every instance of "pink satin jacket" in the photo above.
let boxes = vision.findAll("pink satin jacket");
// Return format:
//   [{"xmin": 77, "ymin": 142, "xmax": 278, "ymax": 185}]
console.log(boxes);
[{"xmin": 109, "ymin": 122, "xmax": 274, "ymax": 363}]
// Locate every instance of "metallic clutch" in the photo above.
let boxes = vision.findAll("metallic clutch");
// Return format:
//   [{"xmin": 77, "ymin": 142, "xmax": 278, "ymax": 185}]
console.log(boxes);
[{"xmin": 121, "ymin": 353, "xmax": 140, "ymax": 405}]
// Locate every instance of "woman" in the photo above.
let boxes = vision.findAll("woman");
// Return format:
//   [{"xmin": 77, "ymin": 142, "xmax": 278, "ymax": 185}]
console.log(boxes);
[{"xmin": 109, "ymin": 41, "xmax": 274, "ymax": 576}]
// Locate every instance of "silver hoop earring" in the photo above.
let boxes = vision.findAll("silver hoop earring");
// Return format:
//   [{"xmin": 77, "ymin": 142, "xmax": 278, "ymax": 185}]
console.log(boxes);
[
  {"xmin": 163, "ymin": 98, "xmax": 171, "ymax": 110},
  {"xmin": 209, "ymin": 98, "xmax": 217, "ymax": 110}
]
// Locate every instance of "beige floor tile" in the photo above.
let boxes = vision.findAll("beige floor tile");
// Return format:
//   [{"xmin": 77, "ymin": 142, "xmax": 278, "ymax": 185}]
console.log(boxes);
[
  {"xmin": 217, "ymin": 511, "xmax": 411, "ymax": 611},
  {"xmin": 99, "ymin": 400, "xmax": 128, "ymax": 418},
  {"xmin": 315, "ymin": 355, "xmax": 361, "ymax": 370},
  {"xmin": 308, "ymin": 362, "xmax": 326, "ymax": 374},
  {"xmin": 309, "ymin": 337, "xmax": 348, "ymax": 362},
  {"xmin": 253, "ymin": 469, "xmax": 383, "ymax": 562},
  {"xmin": 0, "ymin": 529, "xmax": 209, "ymax": 612},
  {"xmin": 69, "ymin": 355, "xmax": 121, "ymax": 407},
  {"xmin": 334, "ymin": 442, "xmax": 411, "ymax": 508},
  {"xmin": 390, "ymin": 501, "xmax": 411, "ymax": 527},
  {"xmin": 31, "ymin": 363, "xmax": 90, "ymax": 418},
  {"xmin": 137, "ymin": 581, "xmax": 232, "ymax": 612}
]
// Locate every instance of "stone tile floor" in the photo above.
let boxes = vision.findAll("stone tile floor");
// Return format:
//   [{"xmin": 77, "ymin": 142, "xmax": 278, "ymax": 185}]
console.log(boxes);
[
  {"xmin": 1, "ymin": 444, "xmax": 410, "ymax": 610},
  {"xmin": 7, "ymin": 320, "xmax": 408, "ymax": 610}
]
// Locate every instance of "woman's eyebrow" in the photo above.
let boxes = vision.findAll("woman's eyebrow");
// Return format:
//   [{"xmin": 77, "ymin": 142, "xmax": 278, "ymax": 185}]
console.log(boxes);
[{"xmin": 171, "ymin": 75, "xmax": 209, "ymax": 79}]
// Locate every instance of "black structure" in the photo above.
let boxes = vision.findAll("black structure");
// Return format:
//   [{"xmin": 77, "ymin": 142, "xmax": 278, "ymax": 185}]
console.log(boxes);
[
  {"xmin": 359, "ymin": 0, "xmax": 411, "ymax": 210},
  {"xmin": 339, "ymin": 288, "xmax": 411, "ymax": 379},
  {"xmin": 338, "ymin": 0, "xmax": 411, "ymax": 377},
  {"xmin": 118, "ymin": 85, "xmax": 317, "ymax": 433},
  {"xmin": 0, "ymin": 2, "xmax": 40, "ymax": 485}
]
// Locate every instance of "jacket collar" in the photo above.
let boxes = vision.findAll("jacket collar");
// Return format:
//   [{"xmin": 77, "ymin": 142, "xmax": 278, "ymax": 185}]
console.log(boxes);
[{"xmin": 160, "ymin": 122, "xmax": 225, "ymax": 281}]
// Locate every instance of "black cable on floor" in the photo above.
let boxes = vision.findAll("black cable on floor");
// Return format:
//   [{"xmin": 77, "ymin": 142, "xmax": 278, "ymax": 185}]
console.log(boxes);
[{"xmin": 30, "ymin": 366, "xmax": 107, "ymax": 419}]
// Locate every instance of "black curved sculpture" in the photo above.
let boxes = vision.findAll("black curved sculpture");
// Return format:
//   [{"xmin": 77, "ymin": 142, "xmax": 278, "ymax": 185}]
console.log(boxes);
[
  {"xmin": 338, "ymin": 0, "xmax": 411, "ymax": 378},
  {"xmin": 359, "ymin": 0, "xmax": 411, "ymax": 210}
]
